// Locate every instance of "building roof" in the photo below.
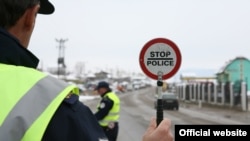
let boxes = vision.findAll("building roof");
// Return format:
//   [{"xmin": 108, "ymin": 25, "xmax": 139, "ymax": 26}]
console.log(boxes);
[{"xmin": 216, "ymin": 56, "xmax": 250, "ymax": 74}]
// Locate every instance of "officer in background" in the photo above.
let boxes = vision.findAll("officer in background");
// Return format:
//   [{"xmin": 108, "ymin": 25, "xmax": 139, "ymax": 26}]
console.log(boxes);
[{"xmin": 95, "ymin": 81, "xmax": 120, "ymax": 141}]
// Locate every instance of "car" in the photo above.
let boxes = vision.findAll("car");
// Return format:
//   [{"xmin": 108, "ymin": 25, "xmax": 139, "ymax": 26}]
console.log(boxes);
[{"xmin": 154, "ymin": 92, "xmax": 179, "ymax": 110}]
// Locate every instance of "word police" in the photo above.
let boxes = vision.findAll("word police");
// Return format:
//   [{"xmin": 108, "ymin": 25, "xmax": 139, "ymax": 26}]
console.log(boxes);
[{"xmin": 147, "ymin": 51, "xmax": 174, "ymax": 66}]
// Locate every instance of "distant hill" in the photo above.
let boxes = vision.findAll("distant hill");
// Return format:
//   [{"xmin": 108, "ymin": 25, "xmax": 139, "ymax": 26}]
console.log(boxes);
[
  {"xmin": 167, "ymin": 68, "xmax": 218, "ymax": 83},
  {"xmin": 179, "ymin": 68, "xmax": 218, "ymax": 77}
]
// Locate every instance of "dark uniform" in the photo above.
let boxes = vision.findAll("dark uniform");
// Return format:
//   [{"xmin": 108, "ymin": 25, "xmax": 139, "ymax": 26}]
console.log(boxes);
[
  {"xmin": 0, "ymin": 27, "xmax": 108, "ymax": 141},
  {"xmin": 95, "ymin": 89, "xmax": 119, "ymax": 141}
]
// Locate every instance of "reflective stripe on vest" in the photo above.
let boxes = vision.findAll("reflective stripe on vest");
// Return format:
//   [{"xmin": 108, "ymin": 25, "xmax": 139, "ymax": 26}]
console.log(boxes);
[
  {"xmin": 98, "ymin": 92, "xmax": 120, "ymax": 126},
  {"xmin": 0, "ymin": 64, "xmax": 79, "ymax": 141}
]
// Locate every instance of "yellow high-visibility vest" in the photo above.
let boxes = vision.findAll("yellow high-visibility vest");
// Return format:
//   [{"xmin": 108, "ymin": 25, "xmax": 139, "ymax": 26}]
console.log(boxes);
[
  {"xmin": 0, "ymin": 64, "xmax": 79, "ymax": 141},
  {"xmin": 97, "ymin": 92, "xmax": 120, "ymax": 126}
]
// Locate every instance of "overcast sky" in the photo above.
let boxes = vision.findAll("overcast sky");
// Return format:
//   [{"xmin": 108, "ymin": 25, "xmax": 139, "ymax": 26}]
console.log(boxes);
[{"xmin": 29, "ymin": 0, "xmax": 250, "ymax": 76}]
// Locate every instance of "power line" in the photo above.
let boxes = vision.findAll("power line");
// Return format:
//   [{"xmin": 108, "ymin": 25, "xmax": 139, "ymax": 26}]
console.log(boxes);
[{"xmin": 55, "ymin": 38, "xmax": 68, "ymax": 78}]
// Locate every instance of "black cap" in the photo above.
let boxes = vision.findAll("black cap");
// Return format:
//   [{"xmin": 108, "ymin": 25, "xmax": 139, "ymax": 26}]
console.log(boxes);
[
  {"xmin": 38, "ymin": 0, "xmax": 55, "ymax": 14},
  {"xmin": 95, "ymin": 81, "xmax": 110, "ymax": 90}
]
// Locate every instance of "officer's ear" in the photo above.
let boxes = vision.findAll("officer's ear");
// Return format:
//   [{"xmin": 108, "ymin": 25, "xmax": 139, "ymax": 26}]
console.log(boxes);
[{"xmin": 24, "ymin": 4, "xmax": 40, "ymax": 29}]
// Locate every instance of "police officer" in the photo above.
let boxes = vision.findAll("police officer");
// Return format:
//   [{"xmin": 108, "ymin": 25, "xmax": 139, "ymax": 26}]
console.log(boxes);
[
  {"xmin": 0, "ymin": 0, "xmax": 174, "ymax": 141},
  {"xmin": 95, "ymin": 81, "xmax": 120, "ymax": 141},
  {"xmin": 0, "ymin": 0, "xmax": 107, "ymax": 141}
]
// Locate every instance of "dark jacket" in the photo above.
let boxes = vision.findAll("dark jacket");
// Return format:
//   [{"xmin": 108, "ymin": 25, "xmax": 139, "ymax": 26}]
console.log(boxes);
[{"xmin": 0, "ymin": 28, "xmax": 107, "ymax": 141}]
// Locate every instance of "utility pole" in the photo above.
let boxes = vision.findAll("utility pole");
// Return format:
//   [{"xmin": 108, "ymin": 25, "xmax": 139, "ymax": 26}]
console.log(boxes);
[{"xmin": 55, "ymin": 38, "xmax": 68, "ymax": 78}]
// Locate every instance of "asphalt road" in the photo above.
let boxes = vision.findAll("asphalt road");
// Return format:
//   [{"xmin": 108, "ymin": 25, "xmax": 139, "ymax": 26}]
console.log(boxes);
[{"xmin": 82, "ymin": 87, "xmax": 250, "ymax": 141}]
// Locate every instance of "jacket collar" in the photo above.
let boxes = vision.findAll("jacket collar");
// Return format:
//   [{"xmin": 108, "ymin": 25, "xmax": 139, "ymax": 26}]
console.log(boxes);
[
  {"xmin": 0, "ymin": 27, "xmax": 39, "ymax": 68},
  {"xmin": 101, "ymin": 89, "xmax": 112, "ymax": 97}
]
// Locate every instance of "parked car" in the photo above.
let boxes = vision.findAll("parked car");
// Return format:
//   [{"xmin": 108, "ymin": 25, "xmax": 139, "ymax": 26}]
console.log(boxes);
[{"xmin": 154, "ymin": 92, "xmax": 179, "ymax": 110}]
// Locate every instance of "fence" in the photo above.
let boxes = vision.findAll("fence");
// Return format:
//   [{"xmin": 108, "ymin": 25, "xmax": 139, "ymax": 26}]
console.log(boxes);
[{"xmin": 176, "ymin": 82, "xmax": 248, "ymax": 111}]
